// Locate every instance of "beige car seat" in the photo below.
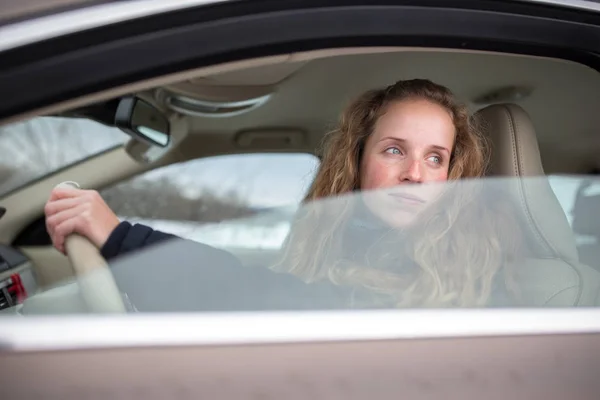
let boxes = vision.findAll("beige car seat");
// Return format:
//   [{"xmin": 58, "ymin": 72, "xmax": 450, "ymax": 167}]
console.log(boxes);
[{"xmin": 475, "ymin": 104, "xmax": 600, "ymax": 306}]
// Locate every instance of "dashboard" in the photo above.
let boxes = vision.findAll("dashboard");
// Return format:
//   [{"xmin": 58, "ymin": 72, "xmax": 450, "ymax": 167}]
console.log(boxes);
[{"xmin": 0, "ymin": 244, "xmax": 36, "ymax": 312}]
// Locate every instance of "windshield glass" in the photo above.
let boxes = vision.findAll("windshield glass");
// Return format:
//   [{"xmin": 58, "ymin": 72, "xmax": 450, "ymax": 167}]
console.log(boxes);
[
  {"xmin": 14, "ymin": 175, "xmax": 600, "ymax": 314},
  {"xmin": 0, "ymin": 116, "xmax": 128, "ymax": 196}
]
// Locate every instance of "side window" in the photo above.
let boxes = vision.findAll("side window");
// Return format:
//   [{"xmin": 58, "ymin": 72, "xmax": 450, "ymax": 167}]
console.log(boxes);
[
  {"xmin": 101, "ymin": 153, "xmax": 319, "ymax": 251},
  {"xmin": 548, "ymin": 176, "xmax": 580, "ymax": 227},
  {"xmin": 548, "ymin": 175, "xmax": 600, "ymax": 229},
  {"xmin": 549, "ymin": 175, "xmax": 600, "ymax": 270}
]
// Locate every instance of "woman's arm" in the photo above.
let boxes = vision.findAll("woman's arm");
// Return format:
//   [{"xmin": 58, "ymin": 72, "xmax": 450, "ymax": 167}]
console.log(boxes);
[
  {"xmin": 44, "ymin": 187, "xmax": 185, "ymax": 261},
  {"xmin": 100, "ymin": 221, "xmax": 177, "ymax": 261},
  {"xmin": 43, "ymin": 187, "xmax": 357, "ymax": 310}
]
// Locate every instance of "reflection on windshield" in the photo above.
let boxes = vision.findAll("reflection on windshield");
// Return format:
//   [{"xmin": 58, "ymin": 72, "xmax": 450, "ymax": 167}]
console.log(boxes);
[
  {"xmin": 0, "ymin": 117, "xmax": 127, "ymax": 196},
  {"xmin": 16, "ymin": 176, "xmax": 600, "ymax": 314}
]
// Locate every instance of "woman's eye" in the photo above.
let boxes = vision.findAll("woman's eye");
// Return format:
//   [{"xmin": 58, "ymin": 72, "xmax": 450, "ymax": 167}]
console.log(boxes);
[
  {"xmin": 385, "ymin": 147, "xmax": 401, "ymax": 155},
  {"xmin": 427, "ymin": 155, "xmax": 442, "ymax": 164}
]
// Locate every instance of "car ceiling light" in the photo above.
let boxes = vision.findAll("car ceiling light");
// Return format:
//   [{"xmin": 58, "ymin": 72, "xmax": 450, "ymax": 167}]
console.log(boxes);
[{"xmin": 164, "ymin": 92, "xmax": 272, "ymax": 118}]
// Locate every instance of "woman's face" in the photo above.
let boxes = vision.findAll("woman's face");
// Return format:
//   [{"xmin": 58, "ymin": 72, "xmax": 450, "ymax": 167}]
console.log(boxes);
[{"xmin": 360, "ymin": 99, "xmax": 456, "ymax": 228}]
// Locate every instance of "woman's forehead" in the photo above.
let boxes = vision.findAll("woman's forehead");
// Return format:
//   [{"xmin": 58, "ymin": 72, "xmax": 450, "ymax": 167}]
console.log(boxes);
[{"xmin": 371, "ymin": 100, "xmax": 455, "ymax": 145}]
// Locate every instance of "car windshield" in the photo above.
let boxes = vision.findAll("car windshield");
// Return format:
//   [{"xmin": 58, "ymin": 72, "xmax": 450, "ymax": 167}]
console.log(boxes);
[
  {"xmin": 14, "ymin": 174, "xmax": 600, "ymax": 314},
  {"xmin": 0, "ymin": 117, "xmax": 128, "ymax": 197}
]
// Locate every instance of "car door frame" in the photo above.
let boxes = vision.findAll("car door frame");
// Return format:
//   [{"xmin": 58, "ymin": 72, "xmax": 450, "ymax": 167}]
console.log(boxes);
[{"xmin": 1, "ymin": 0, "xmax": 600, "ymax": 124}]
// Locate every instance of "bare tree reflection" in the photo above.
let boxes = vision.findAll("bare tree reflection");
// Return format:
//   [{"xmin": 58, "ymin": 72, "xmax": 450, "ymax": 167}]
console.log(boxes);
[{"xmin": 101, "ymin": 176, "xmax": 255, "ymax": 223}]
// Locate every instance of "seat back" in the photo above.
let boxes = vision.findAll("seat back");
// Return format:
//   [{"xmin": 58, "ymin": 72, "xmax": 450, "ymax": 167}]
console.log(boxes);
[{"xmin": 475, "ymin": 104, "xmax": 600, "ymax": 306}]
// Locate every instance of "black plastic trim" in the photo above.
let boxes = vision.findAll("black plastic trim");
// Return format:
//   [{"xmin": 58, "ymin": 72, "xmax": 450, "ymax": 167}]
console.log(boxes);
[
  {"xmin": 2, "ymin": 0, "xmax": 600, "ymax": 68},
  {"xmin": 0, "ymin": 244, "xmax": 28, "ymax": 268},
  {"xmin": 12, "ymin": 217, "xmax": 50, "ymax": 247},
  {"xmin": 1, "ymin": 3, "xmax": 600, "ymax": 121}
]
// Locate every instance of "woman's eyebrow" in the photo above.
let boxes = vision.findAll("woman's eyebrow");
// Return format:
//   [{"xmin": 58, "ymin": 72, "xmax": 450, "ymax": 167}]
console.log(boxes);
[
  {"xmin": 378, "ymin": 137, "xmax": 407, "ymax": 144},
  {"xmin": 430, "ymin": 145, "xmax": 450, "ymax": 155}
]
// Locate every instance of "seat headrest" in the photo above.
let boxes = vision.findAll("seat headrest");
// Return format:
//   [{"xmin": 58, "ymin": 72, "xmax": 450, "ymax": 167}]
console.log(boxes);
[{"xmin": 474, "ymin": 104, "xmax": 578, "ymax": 262}]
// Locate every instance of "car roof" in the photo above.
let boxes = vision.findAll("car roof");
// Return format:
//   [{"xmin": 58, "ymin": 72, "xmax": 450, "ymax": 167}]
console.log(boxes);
[{"xmin": 1, "ymin": 0, "xmax": 600, "ymax": 53}]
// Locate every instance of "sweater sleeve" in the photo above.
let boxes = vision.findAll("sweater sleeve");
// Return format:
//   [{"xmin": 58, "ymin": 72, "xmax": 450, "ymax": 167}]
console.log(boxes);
[{"xmin": 100, "ymin": 221, "xmax": 177, "ymax": 261}]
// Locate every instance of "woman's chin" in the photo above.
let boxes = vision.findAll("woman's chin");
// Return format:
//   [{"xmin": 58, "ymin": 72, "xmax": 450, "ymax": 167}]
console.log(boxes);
[
  {"xmin": 387, "ymin": 210, "xmax": 420, "ymax": 229},
  {"xmin": 367, "ymin": 207, "xmax": 421, "ymax": 229},
  {"xmin": 361, "ymin": 196, "xmax": 424, "ymax": 229}
]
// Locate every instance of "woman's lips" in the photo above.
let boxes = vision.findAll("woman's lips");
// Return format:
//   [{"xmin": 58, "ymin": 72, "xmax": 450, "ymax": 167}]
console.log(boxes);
[{"xmin": 388, "ymin": 192, "xmax": 426, "ymax": 205}]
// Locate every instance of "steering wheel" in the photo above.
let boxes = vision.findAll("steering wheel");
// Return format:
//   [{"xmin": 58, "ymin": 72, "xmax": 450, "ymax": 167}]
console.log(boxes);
[{"xmin": 57, "ymin": 181, "xmax": 127, "ymax": 313}]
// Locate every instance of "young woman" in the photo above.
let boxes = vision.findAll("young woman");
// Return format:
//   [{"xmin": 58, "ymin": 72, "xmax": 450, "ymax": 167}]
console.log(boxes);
[
  {"xmin": 44, "ymin": 79, "xmax": 523, "ymax": 309},
  {"xmin": 273, "ymin": 79, "xmax": 522, "ymax": 307}
]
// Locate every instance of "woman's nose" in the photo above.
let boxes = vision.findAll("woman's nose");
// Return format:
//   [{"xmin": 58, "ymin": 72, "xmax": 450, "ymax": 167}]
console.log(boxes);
[{"xmin": 402, "ymin": 160, "xmax": 423, "ymax": 183}]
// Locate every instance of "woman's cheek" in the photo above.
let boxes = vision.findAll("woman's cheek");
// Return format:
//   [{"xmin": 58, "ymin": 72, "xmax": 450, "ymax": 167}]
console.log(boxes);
[
  {"xmin": 429, "ymin": 167, "xmax": 449, "ymax": 182},
  {"xmin": 361, "ymin": 160, "xmax": 392, "ymax": 190},
  {"xmin": 436, "ymin": 170, "xmax": 449, "ymax": 181}
]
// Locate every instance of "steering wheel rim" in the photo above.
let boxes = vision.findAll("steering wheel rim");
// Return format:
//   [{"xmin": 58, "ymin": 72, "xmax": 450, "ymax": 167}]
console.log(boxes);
[{"xmin": 57, "ymin": 182, "xmax": 127, "ymax": 313}]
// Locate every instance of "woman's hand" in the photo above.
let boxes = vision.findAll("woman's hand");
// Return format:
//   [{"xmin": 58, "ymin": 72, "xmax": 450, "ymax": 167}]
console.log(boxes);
[{"xmin": 44, "ymin": 187, "xmax": 120, "ymax": 254}]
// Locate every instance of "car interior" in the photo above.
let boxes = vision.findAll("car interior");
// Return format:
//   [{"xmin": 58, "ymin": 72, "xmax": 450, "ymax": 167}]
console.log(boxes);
[{"xmin": 1, "ymin": 47, "xmax": 600, "ymax": 312}]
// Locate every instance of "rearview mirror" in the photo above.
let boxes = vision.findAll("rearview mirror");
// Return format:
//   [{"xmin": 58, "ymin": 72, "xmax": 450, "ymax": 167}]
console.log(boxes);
[{"xmin": 115, "ymin": 97, "xmax": 170, "ymax": 147}]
